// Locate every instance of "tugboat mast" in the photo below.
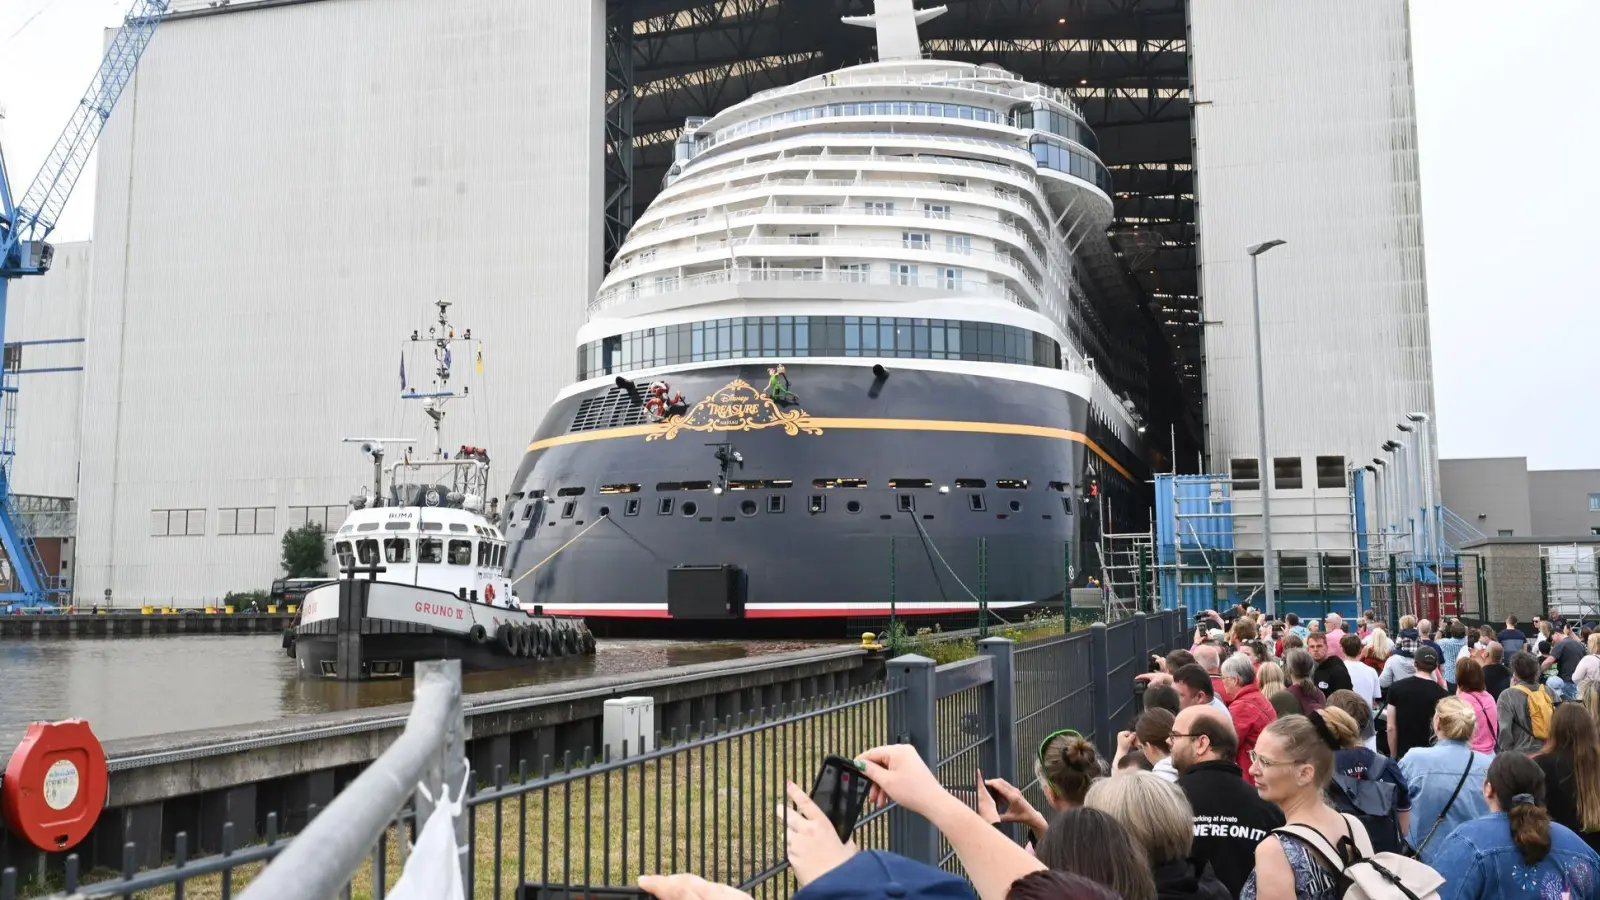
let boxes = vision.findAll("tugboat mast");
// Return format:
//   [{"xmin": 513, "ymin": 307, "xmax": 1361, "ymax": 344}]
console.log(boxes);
[{"xmin": 406, "ymin": 299, "xmax": 473, "ymax": 461}]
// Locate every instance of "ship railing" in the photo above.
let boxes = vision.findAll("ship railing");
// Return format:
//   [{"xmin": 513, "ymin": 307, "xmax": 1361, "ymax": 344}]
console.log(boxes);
[
  {"xmin": 744, "ymin": 63, "xmax": 1085, "ymax": 117},
  {"xmin": 590, "ymin": 265, "xmax": 1046, "ymax": 317},
  {"xmin": 681, "ymin": 235, "xmax": 1045, "ymax": 292},
  {"xmin": 617, "ymin": 204, "xmax": 1051, "ymax": 273}
]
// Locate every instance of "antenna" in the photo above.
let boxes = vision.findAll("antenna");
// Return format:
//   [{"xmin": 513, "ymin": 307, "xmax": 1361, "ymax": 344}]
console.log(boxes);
[{"xmin": 404, "ymin": 300, "xmax": 474, "ymax": 459}]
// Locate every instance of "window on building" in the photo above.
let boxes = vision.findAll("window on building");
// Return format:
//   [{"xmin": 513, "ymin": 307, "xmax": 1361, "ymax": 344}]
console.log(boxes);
[
  {"xmin": 840, "ymin": 263, "xmax": 870, "ymax": 283},
  {"xmin": 788, "ymin": 232, "xmax": 819, "ymax": 245},
  {"xmin": 288, "ymin": 505, "xmax": 346, "ymax": 532},
  {"xmin": 1497, "ymin": 530, "xmax": 1515, "ymax": 538},
  {"xmin": 924, "ymin": 203, "xmax": 951, "ymax": 219},
  {"xmin": 1316, "ymin": 456, "xmax": 1347, "ymax": 489},
  {"xmin": 1589, "ymin": 494, "xmax": 1600, "ymax": 512},
  {"xmin": 1237, "ymin": 554, "xmax": 1264, "ymax": 585},
  {"xmin": 941, "ymin": 267, "xmax": 963, "ymax": 290},
  {"xmin": 902, "ymin": 231, "xmax": 931, "ymax": 250},
  {"xmin": 218, "ymin": 506, "xmax": 275, "ymax": 536},
  {"xmin": 1591, "ymin": 527, "xmax": 1600, "ymax": 537},
  {"xmin": 151, "ymin": 509, "xmax": 205, "ymax": 537},
  {"xmin": 892, "ymin": 264, "xmax": 918, "ymax": 286},
  {"xmin": 945, "ymin": 234, "xmax": 972, "ymax": 255},
  {"xmin": 864, "ymin": 201, "xmax": 894, "ymax": 215},
  {"xmin": 1230, "ymin": 459, "xmax": 1260, "ymax": 492},
  {"xmin": 1274, "ymin": 457, "xmax": 1303, "ymax": 490}
]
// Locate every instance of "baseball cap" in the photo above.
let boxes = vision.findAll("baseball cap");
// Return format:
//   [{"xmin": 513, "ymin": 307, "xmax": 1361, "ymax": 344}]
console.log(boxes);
[{"xmin": 1415, "ymin": 645, "xmax": 1441, "ymax": 668}]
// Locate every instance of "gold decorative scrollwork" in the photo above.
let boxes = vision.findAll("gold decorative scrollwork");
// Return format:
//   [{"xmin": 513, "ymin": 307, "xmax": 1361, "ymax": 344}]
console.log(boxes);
[{"xmin": 645, "ymin": 378, "xmax": 824, "ymax": 441}]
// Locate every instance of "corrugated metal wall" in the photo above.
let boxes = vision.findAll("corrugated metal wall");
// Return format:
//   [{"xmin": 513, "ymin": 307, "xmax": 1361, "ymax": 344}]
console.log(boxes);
[
  {"xmin": 77, "ymin": 0, "xmax": 604, "ymax": 603},
  {"xmin": 1191, "ymin": 0, "xmax": 1436, "ymax": 548},
  {"xmin": 5, "ymin": 241, "xmax": 90, "ymax": 500}
]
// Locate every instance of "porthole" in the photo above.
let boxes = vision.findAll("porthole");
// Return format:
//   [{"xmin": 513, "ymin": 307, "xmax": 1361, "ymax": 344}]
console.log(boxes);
[
  {"xmin": 598, "ymin": 506, "xmax": 611, "ymax": 517},
  {"xmin": 658, "ymin": 498, "xmax": 674, "ymax": 516},
  {"xmin": 846, "ymin": 500, "xmax": 862, "ymax": 514},
  {"xmin": 682, "ymin": 501, "xmax": 699, "ymax": 517},
  {"xmin": 1008, "ymin": 500, "xmax": 1021, "ymax": 512},
  {"xmin": 740, "ymin": 500, "xmax": 758, "ymax": 517}
]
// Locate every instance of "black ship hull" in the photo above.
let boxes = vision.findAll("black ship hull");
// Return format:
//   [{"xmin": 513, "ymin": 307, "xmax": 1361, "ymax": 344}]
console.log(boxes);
[{"xmin": 503, "ymin": 363, "xmax": 1147, "ymax": 638}]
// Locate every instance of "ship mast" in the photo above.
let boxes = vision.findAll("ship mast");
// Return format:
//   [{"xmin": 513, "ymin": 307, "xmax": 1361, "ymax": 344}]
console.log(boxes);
[{"xmin": 405, "ymin": 300, "xmax": 472, "ymax": 460}]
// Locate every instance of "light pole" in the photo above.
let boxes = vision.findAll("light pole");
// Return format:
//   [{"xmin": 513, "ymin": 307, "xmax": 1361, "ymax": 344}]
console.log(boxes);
[
  {"xmin": 1407, "ymin": 413, "xmax": 1438, "ymax": 564},
  {"xmin": 1368, "ymin": 458, "xmax": 1388, "ymax": 554},
  {"xmin": 1247, "ymin": 239, "xmax": 1287, "ymax": 616}
]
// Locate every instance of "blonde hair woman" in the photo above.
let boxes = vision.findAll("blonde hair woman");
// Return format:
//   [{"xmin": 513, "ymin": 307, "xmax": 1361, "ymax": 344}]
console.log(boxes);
[
  {"xmin": 1362, "ymin": 627, "xmax": 1392, "ymax": 676},
  {"xmin": 1256, "ymin": 660, "xmax": 1299, "ymax": 720},
  {"xmin": 1085, "ymin": 773, "xmax": 1230, "ymax": 898},
  {"xmin": 1571, "ymin": 633, "xmax": 1600, "ymax": 687},
  {"xmin": 1397, "ymin": 696, "xmax": 1493, "ymax": 862}
]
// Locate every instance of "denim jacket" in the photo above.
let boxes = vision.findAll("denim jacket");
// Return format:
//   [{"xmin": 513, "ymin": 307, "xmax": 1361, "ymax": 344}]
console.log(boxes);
[
  {"xmin": 1398, "ymin": 739, "xmax": 1492, "ymax": 863},
  {"xmin": 1434, "ymin": 813, "xmax": 1600, "ymax": 900}
]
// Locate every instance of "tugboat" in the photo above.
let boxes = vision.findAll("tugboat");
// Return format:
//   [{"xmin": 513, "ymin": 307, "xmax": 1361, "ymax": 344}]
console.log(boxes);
[{"xmin": 286, "ymin": 302, "xmax": 595, "ymax": 679}]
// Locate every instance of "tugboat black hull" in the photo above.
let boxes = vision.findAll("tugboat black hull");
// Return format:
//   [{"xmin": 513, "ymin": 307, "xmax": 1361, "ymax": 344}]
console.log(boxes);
[{"xmin": 502, "ymin": 362, "xmax": 1148, "ymax": 638}]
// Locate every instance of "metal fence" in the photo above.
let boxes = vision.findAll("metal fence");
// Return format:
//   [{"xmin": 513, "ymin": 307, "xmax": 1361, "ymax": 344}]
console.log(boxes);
[{"xmin": 23, "ymin": 609, "xmax": 1188, "ymax": 900}]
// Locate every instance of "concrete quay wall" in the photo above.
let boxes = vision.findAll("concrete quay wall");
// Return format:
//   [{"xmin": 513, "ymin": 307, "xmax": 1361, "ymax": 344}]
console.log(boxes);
[
  {"xmin": 0, "ymin": 646, "xmax": 879, "ymax": 876},
  {"xmin": 0, "ymin": 612, "xmax": 295, "ymax": 638}
]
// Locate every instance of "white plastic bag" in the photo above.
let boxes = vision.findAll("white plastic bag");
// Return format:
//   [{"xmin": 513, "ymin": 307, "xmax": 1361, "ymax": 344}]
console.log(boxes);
[{"xmin": 388, "ymin": 773, "xmax": 468, "ymax": 900}]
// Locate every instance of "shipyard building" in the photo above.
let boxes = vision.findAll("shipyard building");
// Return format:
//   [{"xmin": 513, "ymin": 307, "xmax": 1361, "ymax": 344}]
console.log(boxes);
[{"xmin": 5, "ymin": 0, "xmax": 1438, "ymax": 605}]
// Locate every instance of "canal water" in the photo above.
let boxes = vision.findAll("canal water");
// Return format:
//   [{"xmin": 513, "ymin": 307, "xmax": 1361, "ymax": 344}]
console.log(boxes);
[{"xmin": 0, "ymin": 634, "xmax": 830, "ymax": 748}]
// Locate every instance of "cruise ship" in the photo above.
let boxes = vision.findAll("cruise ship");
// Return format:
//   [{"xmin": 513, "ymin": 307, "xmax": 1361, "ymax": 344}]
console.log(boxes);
[{"xmin": 503, "ymin": 0, "xmax": 1152, "ymax": 635}]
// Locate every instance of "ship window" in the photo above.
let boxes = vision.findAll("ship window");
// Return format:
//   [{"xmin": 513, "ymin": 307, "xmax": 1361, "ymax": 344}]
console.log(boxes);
[
  {"xmin": 478, "ymin": 542, "xmax": 493, "ymax": 566},
  {"xmin": 419, "ymin": 538, "xmax": 443, "ymax": 564},
  {"xmin": 767, "ymin": 495, "xmax": 785, "ymax": 514},
  {"xmin": 998, "ymin": 479, "xmax": 1029, "ymax": 490},
  {"xmin": 334, "ymin": 541, "xmax": 355, "ymax": 568},
  {"xmin": 1230, "ymin": 459, "xmax": 1260, "ymax": 492},
  {"xmin": 890, "ymin": 478, "xmax": 933, "ymax": 489},
  {"xmin": 560, "ymin": 501, "xmax": 576, "ymax": 519},
  {"xmin": 924, "ymin": 204, "xmax": 951, "ymax": 219},
  {"xmin": 658, "ymin": 498, "xmax": 675, "ymax": 516},
  {"xmin": 728, "ymin": 480, "xmax": 762, "ymax": 491},
  {"xmin": 449, "ymin": 523, "xmax": 470, "ymax": 532},
  {"xmin": 557, "ymin": 486, "xmax": 587, "ymax": 497},
  {"xmin": 1009, "ymin": 500, "xmax": 1022, "ymax": 512},
  {"xmin": 625, "ymin": 498, "xmax": 641, "ymax": 516},
  {"xmin": 419, "ymin": 521, "xmax": 444, "ymax": 531},
  {"xmin": 356, "ymin": 522, "xmax": 380, "ymax": 532},
  {"xmin": 656, "ymin": 482, "xmax": 683, "ymax": 492},
  {"xmin": 809, "ymin": 495, "xmax": 826, "ymax": 514},
  {"xmin": 446, "ymin": 540, "xmax": 472, "ymax": 565},
  {"xmin": 814, "ymin": 478, "xmax": 867, "ymax": 489},
  {"xmin": 740, "ymin": 500, "xmax": 758, "ymax": 517},
  {"xmin": 524, "ymin": 503, "xmax": 537, "ymax": 521},
  {"xmin": 968, "ymin": 493, "xmax": 987, "ymax": 512},
  {"xmin": 1048, "ymin": 481, "xmax": 1071, "ymax": 492},
  {"xmin": 357, "ymin": 539, "xmax": 380, "ymax": 565},
  {"xmin": 529, "ymin": 489, "xmax": 545, "ymax": 499},
  {"xmin": 681, "ymin": 480, "xmax": 713, "ymax": 492},
  {"xmin": 902, "ymin": 231, "xmax": 931, "ymax": 250},
  {"xmin": 384, "ymin": 538, "xmax": 411, "ymax": 564},
  {"xmin": 955, "ymin": 478, "xmax": 987, "ymax": 489},
  {"xmin": 681, "ymin": 501, "xmax": 699, "ymax": 517},
  {"xmin": 384, "ymin": 521, "xmax": 409, "ymax": 531},
  {"xmin": 898, "ymin": 494, "xmax": 915, "ymax": 513},
  {"xmin": 600, "ymin": 483, "xmax": 640, "ymax": 494},
  {"xmin": 846, "ymin": 500, "xmax": 862, "ymax": 514}
]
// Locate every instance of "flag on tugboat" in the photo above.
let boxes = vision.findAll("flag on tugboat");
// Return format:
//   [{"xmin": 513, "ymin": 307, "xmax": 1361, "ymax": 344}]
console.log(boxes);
[
  {"xmin": 400, "ymin": 353, "xmax": 407, "ymax": 391},
  {"xmin": 476, "ymin": 345, "xmax": 483, "ymax": 375}
]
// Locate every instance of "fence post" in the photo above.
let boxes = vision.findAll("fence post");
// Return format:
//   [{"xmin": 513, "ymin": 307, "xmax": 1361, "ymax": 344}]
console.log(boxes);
[
  {"xmin": 979, "ymin": 638, "xmax": 1018, "ymax": 792},
  {"xmin": 1132, "ymin": 611, "xmax": 1148, "ymax": 685},
  {"xmin": 414, "ymin": 659, "xmax": 468, "ymax": 888},
  {"xmin": 1478, "ymin": 556, "xmax": 1489, "ymax": 622},
  {"xmin": 1541, "ymin": 555, "xmax": 1551, "ymax": 621},
  {"xmin": 1089, "ymin": 622, "xmax": 1113, "ymax": 758},
  {"xmin": 1064, "ymin": 540, "xmax": 1072, "ymax": 634},
  {"xmin": 887, "ymin": 654, "xmax": 940, "ymax": 865},
  {"xmin": 1387, "ymin": 554, "xmax": 1400, "ymax": 634}
]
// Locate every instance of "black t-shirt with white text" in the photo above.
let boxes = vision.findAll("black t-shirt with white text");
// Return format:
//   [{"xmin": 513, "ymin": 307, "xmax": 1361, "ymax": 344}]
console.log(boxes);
[
  {"xmin": 1177, "ymin": 759, "xmax": 1285, "ymax": 898},
  {"xmin": 1387, "ymin": 676, "xmax": 1449, "ymax": 760}
]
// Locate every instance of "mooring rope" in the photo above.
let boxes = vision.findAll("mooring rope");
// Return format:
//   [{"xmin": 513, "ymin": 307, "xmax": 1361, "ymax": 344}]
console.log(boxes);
[
  {"xmin": 907, "ymin": 513, "xmax": 1016, "ymax": 625},
  {"xmin": 511, "ymin": 513, "xmax": 609, "ymax": 587}
]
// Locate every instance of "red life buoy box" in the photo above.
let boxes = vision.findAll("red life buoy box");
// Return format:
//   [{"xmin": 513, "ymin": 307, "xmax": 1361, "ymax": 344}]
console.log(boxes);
[{"xmin": 1, "ymin": 720, "xmax": 108, "ymax": 850}]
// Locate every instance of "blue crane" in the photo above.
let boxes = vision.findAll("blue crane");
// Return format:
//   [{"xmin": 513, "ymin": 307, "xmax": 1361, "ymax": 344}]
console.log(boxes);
[{"xmin": 0, "ymin": 0, "xmax": 169, "ymax": 607}]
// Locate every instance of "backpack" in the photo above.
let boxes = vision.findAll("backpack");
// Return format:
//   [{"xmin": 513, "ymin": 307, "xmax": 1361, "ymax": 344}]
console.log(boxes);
[
  {"xmin": 1327, "ymin": 756, "xmax": 1406, "ymax": 855},
  {"xmin": 1277, "ymin": 813, "xmax": 1445, "ymax": 900},
  {"xmin": 1515, "ymin": 683, "xmax": 1552, "ymax": 739}
]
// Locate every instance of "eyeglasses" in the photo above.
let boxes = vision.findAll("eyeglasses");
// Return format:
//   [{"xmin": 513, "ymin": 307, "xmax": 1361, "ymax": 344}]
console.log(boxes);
[
  {"xmin": 1248, "ymin": 750, "xmax": 1304, "ymax": 769},
  {"xmin": 1038, "ymin": 728, "xmax": 1084, "ymax": 765}
]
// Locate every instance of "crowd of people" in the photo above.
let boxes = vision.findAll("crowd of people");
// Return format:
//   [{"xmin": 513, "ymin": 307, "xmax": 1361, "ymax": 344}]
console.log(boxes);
[{"xmin": 641, "ymin": 608, "xmax": 1600, "ymax": 900}]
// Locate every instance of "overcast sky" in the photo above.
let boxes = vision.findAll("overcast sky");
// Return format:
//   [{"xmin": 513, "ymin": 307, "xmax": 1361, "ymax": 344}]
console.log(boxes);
[{"xmin": 1, "ymin": 0, "xmax": 1595, "ymax": 469}]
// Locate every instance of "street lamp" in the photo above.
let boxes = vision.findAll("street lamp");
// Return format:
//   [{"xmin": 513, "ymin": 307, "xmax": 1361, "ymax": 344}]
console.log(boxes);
[
  {"xmin": 1247, "ymin": 239, "xmax": 1287, "ymax": 615},
  {"xmin": 1406, "ymin": 413, "xmax": 1438, "ymax": 564}
]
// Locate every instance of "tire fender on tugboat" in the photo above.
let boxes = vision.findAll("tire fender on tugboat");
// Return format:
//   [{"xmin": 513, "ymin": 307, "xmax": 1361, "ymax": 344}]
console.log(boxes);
[
  {"xmin": 468, "ymin": 624, "xmax": 488, "ymax": 645},
  {"xmin": 536, "ymin": 623, "xmax": 551, "ymax": 658},
  {"xmin": 282, "ymin": 626, "xmax": 296, "ymax": 658},
  {"xmin": 496, "ymin": 623, "xmax": 517, "ymax": 655}
]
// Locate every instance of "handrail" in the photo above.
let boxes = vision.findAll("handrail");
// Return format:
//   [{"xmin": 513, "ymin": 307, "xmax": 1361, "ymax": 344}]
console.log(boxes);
[
  {"xmin": 741, "ymin": 64, "xmax": 1085, "ymax": 119},
  {"xmin": 238, "ymin": 660, "xmax": 464, "ymax": 899}
]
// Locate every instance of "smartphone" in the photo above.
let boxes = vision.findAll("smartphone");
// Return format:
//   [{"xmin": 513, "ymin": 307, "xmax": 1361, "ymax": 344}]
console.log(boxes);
[
  {"xmin": 810, "ymin": 755, "xmax": 871, "ymax": 842},
  {"xmin": 516, "ymin": 886, "xmax": 652, "ymax": 900},
  {"xmin": 984, "ymin": 783, "xmax": 1010, "ymax": 815}
]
